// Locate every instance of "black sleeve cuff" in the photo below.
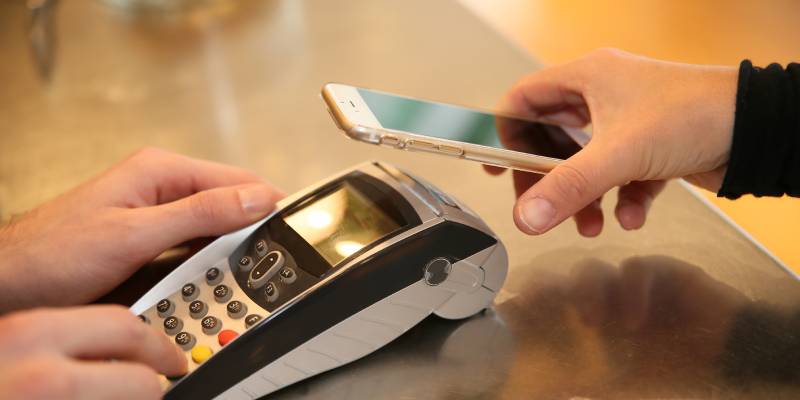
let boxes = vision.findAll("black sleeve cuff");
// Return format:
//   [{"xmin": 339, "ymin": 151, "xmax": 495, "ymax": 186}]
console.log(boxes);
[{"xmin": 717, "ymin": 60, "xmax": 800, "ymax": 199}]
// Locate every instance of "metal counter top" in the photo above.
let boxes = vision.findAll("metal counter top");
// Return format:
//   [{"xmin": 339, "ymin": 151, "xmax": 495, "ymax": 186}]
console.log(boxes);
[{"xmin": 1, "ymin": 1, "xmax": 799, "ymax": 399}]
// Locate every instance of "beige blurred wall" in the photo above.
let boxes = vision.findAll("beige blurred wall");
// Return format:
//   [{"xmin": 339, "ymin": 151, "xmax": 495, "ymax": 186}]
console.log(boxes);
[{"xmin": 461, "ymin": 0, "xmax": 800, "ymax": 270}]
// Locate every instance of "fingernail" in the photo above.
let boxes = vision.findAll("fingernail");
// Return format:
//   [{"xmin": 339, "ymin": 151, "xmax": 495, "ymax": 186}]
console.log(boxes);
[
  {"xmin": 519, "ymin": 197, "xmax": 556, "ymax": 233},
  {"xmin": 238, "ymin": 184, "xmax": 274, "ymax": 217}
]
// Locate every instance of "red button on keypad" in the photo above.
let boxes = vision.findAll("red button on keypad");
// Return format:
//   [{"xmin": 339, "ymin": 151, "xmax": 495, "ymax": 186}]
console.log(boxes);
[{"xmin": 218, "ymin": 329, "xmax": 239, "ymax": 346}]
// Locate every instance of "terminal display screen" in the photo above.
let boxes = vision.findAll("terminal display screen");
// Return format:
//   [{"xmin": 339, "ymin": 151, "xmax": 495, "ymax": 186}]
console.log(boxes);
[{"xmin": 283, "ymin": 183, "xmax": 401, "ymax": 266}]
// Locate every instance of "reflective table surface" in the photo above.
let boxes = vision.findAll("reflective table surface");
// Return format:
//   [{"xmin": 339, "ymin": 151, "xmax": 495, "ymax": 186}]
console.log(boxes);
[{"xmin": 1, "ymin": 1, "xmax": 799, "ymax": 399}]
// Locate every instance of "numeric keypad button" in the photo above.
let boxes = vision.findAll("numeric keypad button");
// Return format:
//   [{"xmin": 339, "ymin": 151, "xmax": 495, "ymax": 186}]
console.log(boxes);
[
  {"xmin": 181, "ymin": 283, "xmax": 198, "ymax": 302},
  {"xmin": 255, "ymin": 239, "xmax": 268, "ymax": 257},
  {"xmin": 218, "ymin": 330, "xmax": 238, "ymax": 346},
  {"xmin": 264, "ymin": 282, "xmax": 279, "ymax": 303},
  {"xmin": 279, "ymin": 267, "xmax": 296, "ymax": 284},
  {"xmin": 248, "ymin": 251, "xmax": 284, "ymax": 289},
  {"xmin": 191, "ymin": 345, "xmax": 213, "ymax": 364},
  {"xmin": 205, "ymin": 267, "xmax": 223, "ymax": 286},
  {"xmin": 238, "ymin": 256, "xmax": 254, "ymax": 272},
  {"xmin": 226, "ymin": 300, "xmax": 247, "ymax": 319},
  {"xmin": 163, "ymin": 316, "xmax": 183, "ymax": 335},
  {"xmin": 138, "ymin": 315, "xmax": 150, "ymax": 324},
  {"xmin": 213, "ymin": 284, "xmax": 232, "ymax": 303},
  {"xmin": 244, "ymin": 314, "xmax": 261, "ymax": 328},
  {"xmin": 175, "ymin": 332, "xmax": 196, "ymax": 351},
  {"xmin": 201, "ymin": 316, "xmax": 222, "ymax": 335},
  {"xmin": 156, "ymin": 299, "xmax": 174, "ymax": 317},
  {"xmin": 189, "ymin": 300, "xmax": 208, "ymax": 319}
]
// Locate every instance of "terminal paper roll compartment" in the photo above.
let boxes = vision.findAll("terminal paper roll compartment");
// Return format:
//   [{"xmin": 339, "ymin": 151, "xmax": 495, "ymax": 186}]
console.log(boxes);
[{"xmin": 130, "ymin": 161, "xmax": 508, "ymax": 399}]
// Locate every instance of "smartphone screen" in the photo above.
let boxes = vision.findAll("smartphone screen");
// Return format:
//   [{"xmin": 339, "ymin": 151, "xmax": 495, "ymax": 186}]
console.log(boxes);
[{"xmin": 357, "ymin": 88, "xmax": 583, "ymax": 160}]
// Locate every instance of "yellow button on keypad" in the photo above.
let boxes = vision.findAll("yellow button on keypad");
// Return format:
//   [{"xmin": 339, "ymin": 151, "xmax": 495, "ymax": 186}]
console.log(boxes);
[{"xmin": 191, "ymin": 345, "xmax": 213, "ymax": 364}]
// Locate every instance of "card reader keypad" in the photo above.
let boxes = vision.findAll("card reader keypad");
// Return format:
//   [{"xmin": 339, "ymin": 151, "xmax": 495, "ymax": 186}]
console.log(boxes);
[
  {"xmin": 138, "ymin": 264, "xmax": 270, "ymax": 380},
  {"xmin": 138, "ymin": 231, "xmax": 320, "ymax": 382}
]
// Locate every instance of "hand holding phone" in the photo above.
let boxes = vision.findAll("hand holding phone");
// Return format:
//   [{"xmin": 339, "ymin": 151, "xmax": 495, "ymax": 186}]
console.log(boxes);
[
  {"xmin": 323, "ymin": 49, "xmax": 737, "ymax": 239},
  {"xmin": 495, "ymin": 51, "xmax": 738, "ymax": 240},
  {"xmin": 321, "ymin": 83, "xmax": 588, "ymax": 174}
]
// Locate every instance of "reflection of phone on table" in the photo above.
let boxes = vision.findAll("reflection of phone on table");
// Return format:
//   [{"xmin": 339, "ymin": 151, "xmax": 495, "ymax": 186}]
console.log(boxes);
[{"xmin": 321, "ymin": 83, "xmax": 588, "ymax": 174}]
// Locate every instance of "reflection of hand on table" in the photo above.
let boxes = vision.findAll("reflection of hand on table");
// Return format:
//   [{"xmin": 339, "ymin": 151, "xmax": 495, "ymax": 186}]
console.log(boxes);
[
  {"xmin": 565, "ymin": 256, "xmax": 747, "ymax": 368},
  {"xmin": 496, "ymin": 255, "xmax": 800, "ymax": 397}
]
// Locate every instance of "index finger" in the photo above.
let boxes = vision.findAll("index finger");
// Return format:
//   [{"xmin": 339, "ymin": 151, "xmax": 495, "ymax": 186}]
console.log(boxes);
[
  {"xmin": 109, "ymin": 147, "xmax": 269, "ymax": 206},
  {"xmin": 503, "ymin": 62, "xmax": 587, "ymax": 117}
]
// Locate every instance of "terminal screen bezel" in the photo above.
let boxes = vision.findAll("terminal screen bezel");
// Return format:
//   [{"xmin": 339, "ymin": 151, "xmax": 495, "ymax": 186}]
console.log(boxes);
[{"xmin": 271, "ymin": 172, "xmax": 421, "ymax": 278}]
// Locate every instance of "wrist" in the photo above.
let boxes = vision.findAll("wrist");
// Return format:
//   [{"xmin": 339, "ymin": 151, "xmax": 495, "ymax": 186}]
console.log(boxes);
[{"xmin": 697, "ymin": 65, "xmax": 738, "ymax": 175}]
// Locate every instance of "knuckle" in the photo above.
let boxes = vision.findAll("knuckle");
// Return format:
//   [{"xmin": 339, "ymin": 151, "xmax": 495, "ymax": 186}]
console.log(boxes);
[
  {"xmin": 610, "ymin": 139, "xmax": 650, "ymax": 181},
  {"xmin": 123, "ymin": 147, "xmax": 170, "ymax": 170},
  {"xmin": 116, "ymin": 147, "xmax": 161, "ymax": 176},
  {"xmin": 113, "ymin": 313, "xmax": 149, "ymax": 344},
  {"xmin": 8, "ymin": 358, "xmax": 75, "ymax": 400},
  {"xmin": 589, "ymin": 47, "xmax": 627, "ymax": 60},
  {"xmin": 97, "ymin": 305, "xmax": 148, "ymax": 343},
  {"xmin": 189, "ymin": 191, "xmax": 229, "ymax": 222},
  {"xmin": 551, "ymin": 163, "xmax": 592, "ymax": 203},
  {"xmin": 579, "ymin": 48, "xmax": 630, "ymax": 75},
  {"xmin": 0, "ymin": 311, "xmax": 45, "ymax": 348},
  {"xmin": 130, "ymin": 146, "xmax": 165, "ymax": 161},
  {"xmin": 0, "ymin": 313, "xmax": 28, "ymax": 339},
  {"xmin": 103, "ymin": 303, "xmax": 134, "ymax": 316}
]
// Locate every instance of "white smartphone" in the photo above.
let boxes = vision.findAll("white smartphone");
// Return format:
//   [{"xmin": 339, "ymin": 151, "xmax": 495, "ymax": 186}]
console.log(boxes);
[{"xmin": 321, "ymin": 83, "xmax": 589, "ymax": 174}]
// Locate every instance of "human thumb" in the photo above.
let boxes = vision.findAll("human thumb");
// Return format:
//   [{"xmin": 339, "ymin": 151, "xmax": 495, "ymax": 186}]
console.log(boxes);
[{"xmin": 513, "ymin": 146, "xmax": 623, "ymax": 235}]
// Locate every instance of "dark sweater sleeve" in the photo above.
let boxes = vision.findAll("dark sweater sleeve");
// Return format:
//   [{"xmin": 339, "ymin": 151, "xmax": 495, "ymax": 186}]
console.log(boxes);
[{"xmin": 717, "ymin": 60, "xmax": 800, "ymax": 199}]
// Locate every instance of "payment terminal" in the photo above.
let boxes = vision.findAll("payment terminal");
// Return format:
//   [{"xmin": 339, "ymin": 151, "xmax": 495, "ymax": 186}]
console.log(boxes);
[{"xmin": 130, "ymin": 162, "xmax": 508, "ymax": 399}]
